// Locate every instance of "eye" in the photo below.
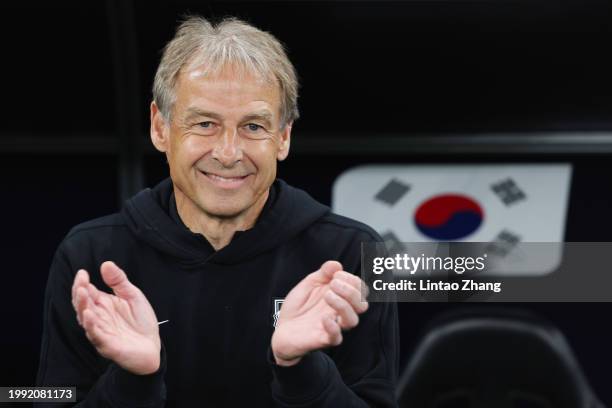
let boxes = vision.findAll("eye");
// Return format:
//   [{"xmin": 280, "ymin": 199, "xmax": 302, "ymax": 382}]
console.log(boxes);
[
  {"xmin": 246, "ymin": 123, "xmax": 263, "ymax": 132},
  {"xmin": 198, "ymin": 121, "xmax": 214, "ymax": 128}
]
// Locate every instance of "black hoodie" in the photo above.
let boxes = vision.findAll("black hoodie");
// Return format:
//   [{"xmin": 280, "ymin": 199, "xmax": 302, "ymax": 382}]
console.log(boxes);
[{"xmin": 36, "ymin": 177, "xmax": 399, "ymax": 407}]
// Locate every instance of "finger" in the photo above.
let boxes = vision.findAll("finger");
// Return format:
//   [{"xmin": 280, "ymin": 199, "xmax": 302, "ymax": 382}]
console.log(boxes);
[
  {"xmin": 324, "ymin": 290, "xmax": 359, "ymax": 329},
  {"xmin": 83, "ymin": 306, "xmax": 113, "ymax": 340},
  {"xmin": 322, "ymin": 315, "xmax": 343, "ymax": 346},
  {"xmin": 100, "ymin": 261, "xmax": 140, "ymax": 300},
  {"xmin": 82, "ymin": 309, "xmax": 106, "ymax": 348},
  {"xmin": 318, "ymin": 261, "xmax": 343, "ymax": 282},
  {"xmin": 333, "ymin": 271, "xmax": 370, "ymax": 300},
  {"xmin": 93, "ymin": 290, "xmax": 115, "ymax": 314},
  {"xmin": 75, "ymin": 286, "xmax": 92, "ymax": 326},
  {"xmin": 332, "ymin": 270, "xmax": 362, "ymax": 289},
  {"xmin": 331, "ymin": 278, "xmax": 369, "ymax": 314},
  {"xmin": 87, "ymin": 297, "xmax": 113, "ymax": 328},
  {"xmin": 78, "ymin": 288, "xmax": 108, "ymax": 328},
  {"xmin": 88, "ymin": 290, "xmax": 124, "ymax": 328},
  {"xmin": 72, "ymin": 269, "xmax": 90, "ymax": 311},
  {"xmin": 86, "ymin": 282, "xmax": 106, "ymax": 305},
  {"xmin": 81, "ymin": 307, "xmax": 100, "ymax": 340}
]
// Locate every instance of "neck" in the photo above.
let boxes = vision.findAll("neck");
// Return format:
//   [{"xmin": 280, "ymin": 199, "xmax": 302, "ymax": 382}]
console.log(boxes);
[{"xmin": 173, "ymin": 186, "xmax": 269, "ymax": 251}]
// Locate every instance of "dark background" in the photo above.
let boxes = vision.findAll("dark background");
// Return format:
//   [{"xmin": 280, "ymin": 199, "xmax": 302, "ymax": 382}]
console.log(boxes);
[{"xmin": 1, "ymin": 0, "xmax": 612, "ymax": 404}]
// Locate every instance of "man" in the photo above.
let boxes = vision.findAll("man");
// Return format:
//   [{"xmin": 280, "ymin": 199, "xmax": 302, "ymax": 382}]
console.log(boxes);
[{"xmin": 37, "ymin": 16, "xmax": 398, "ymax": 407}]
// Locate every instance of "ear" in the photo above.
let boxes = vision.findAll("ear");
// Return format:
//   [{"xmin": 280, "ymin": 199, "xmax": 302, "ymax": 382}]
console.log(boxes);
[
  {"xmin": 150, "ymin": 101, "xmax": 170, "ymax": 153},
  {"xmin": 276, "ymin": 122, "xmax": 292, "ymax": 161}
]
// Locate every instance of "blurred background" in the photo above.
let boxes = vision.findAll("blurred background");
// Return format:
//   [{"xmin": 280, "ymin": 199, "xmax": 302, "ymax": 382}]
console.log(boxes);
[{"xmin": 1, "ymin": 0, "xmax": 612, "ymax": 405}]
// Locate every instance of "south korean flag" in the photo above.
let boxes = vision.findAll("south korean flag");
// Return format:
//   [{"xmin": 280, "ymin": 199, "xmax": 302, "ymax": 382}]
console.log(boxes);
[{"xmin": 332, "ymin": 164, "xmax": 572, "ymax": 276}]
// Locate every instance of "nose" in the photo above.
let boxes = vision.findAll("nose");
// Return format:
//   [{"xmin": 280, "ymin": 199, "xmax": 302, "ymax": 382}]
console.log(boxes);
[{"xmin": 211, "ymin": 127, "xmax": 243, "ymax": 167}]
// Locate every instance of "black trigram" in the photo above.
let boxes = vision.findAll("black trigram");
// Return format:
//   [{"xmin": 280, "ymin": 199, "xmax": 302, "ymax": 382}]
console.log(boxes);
[
  {"xmin": 486, "ymin": 230, "xmax": 521, "ymax": 257},
  {"xmin": 374, "ymin": 179, "xmax": 410, "ymax": 206},
  {"xmin": 380, "ymin": 231, "xmax": 406, "ymax": 255},
  {"xmin": 491, "ymin": 178, "xmax": 526, "ymax": 206}
]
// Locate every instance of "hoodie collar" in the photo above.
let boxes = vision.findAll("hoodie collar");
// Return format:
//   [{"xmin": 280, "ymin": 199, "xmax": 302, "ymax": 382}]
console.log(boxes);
[{"xmin": 122, "ymin": 177, "xmax": 329, "ymax": 268}]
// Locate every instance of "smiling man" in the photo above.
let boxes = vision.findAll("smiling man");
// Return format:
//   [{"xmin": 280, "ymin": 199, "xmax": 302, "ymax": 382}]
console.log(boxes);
[{"xmin": 36, "ymin": 16, "xmax": 398, "ymax": 407}]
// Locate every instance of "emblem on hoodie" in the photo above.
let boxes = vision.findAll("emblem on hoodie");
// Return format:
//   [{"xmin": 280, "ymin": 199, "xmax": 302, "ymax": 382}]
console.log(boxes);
[{"xmin": 272, "ymin": 298, "xmax": 284, "ymax": 328}]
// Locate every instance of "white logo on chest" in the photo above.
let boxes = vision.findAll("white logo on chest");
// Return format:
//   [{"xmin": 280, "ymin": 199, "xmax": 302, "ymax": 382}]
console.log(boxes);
[{"xmin": 272, "ymin": 298, "xmax": 284, "ymax": 328}]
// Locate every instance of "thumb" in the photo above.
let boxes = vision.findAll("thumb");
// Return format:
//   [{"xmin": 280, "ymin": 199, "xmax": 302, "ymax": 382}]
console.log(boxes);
[
  {"xmin": 100, "ymin": 261, "xmax": 140, "ymax": 300},
  {"xmin": 318, "ymin": 260, "xmax": 343, "ymax": 282}
]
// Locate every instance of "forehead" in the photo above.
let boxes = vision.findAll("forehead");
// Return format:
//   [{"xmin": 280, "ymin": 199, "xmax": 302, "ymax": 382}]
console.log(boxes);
[{"xmin": 173, "ymin": 64, "xmax": 281, "ymax": 117}]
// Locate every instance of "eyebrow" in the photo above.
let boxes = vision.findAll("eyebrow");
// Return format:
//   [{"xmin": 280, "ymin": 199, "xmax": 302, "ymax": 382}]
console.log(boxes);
[
  {"xmin": 183, "ymin": 107, "xmax": 274, "ymax": 127},
  {"xmin": 242, "ymin": 111, "xmax": 273, "ymax": 127},
  {"xmin": 183, "ymin": 107, "xmax": 223, "ymax": 122}
]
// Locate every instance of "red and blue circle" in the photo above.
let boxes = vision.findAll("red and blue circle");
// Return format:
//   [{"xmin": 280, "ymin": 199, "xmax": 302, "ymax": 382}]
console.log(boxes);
[{"xmin": 414, "ymin": 194, "xmax": 484, "ymax": 240}]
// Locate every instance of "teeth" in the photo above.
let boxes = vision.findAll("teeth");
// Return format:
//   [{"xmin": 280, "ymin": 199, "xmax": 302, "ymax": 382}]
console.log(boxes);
[{"xmin": 207, "ymin": 173, "xmax": 241, "ymax": 182}]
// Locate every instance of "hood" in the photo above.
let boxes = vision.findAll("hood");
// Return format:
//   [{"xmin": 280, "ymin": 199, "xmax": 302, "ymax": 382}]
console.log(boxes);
[{"xmin": 121, "ymin": 177, "xmax": 329, "ymax": 267}]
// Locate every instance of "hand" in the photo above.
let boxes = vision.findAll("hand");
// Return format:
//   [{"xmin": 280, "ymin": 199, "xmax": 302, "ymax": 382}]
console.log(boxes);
[
  {"xmin": 271, "ymin": 261, "xmax": 369, "ymax": 367},
  {"xmin": 72, "ymin": 261, "xmax": 161, "ymax": 375}
]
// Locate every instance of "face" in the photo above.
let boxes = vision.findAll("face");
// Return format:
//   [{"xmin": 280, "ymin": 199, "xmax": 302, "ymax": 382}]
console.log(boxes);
[{"xmin": 150, "ymin": 65, "xmax": 291, "ymax": 219}]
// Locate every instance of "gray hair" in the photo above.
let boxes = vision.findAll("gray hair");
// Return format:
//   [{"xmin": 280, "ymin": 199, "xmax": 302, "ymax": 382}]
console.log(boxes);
[{"xmin": 153, "ymin": 16, "xmax": 299, "ymax": 128}]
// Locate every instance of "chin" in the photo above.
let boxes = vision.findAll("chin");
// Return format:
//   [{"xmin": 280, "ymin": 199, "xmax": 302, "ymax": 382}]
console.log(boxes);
[{"xmin": 200, "ymin": 199, "xmax": 251, "ymax": 219}]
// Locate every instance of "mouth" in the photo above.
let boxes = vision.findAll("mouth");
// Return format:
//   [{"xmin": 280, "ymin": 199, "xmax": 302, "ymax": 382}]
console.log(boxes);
[{"xmin": 199, "ymin": 171, "xmax": 251, "ymax": 189}]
